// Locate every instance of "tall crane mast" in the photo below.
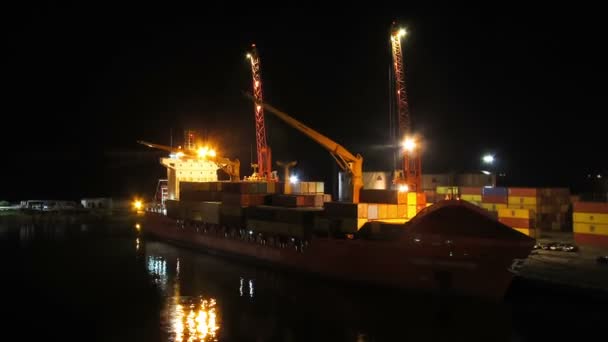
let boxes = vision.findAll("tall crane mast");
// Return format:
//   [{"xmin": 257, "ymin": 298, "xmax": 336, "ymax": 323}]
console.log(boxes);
[
  {"xmin": 390, "ymin": 23, "xmax": 422, "ymax": 192},
  {"xmin": 246, "ymin": 44, "xmax": 273, "ymax": 181}
]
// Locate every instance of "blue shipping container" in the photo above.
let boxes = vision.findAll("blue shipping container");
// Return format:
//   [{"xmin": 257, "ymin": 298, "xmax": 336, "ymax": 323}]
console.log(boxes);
[{"xmin": 482, "ymin": 186, "xmax": 508, "ymax": 197}]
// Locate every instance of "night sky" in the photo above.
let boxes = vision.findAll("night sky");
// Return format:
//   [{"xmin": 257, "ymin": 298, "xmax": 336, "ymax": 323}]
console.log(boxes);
[{"xmin": 2, "ymin": 5, "xmax": 605, "ymax": 201}]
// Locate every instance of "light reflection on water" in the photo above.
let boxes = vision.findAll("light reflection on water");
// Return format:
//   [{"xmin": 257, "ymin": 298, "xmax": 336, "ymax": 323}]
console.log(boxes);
[{"xmin": 164, "ymin": 272, "xmax": 220, "ymax": 342}]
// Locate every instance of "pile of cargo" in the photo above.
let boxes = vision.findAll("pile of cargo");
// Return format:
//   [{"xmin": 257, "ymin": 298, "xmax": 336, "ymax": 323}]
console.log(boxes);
[
  {"xmin": 422, "ymin": 185, "xmax": 572, "ymax": 237},
  {"xmin": 498, "ymin": 208, "xmax": 537, "ymax": 238},
  {"xmin": 246, "ymin": 205, "xmax": 322, "ymax": 238},
  {"xmin": 317, "ymin": 190, "xmax": 427, "ymax": 234},
  {"xmin": 572, "ymin": 202, "xmax": 608, "ymax": 247},
  {"xmin": 171, "ymin": 180, "xmax": 333, "ymax": 236},
  {"xmin": 508, "ymin": 188, "xmax": 570, "ymax": 231}
]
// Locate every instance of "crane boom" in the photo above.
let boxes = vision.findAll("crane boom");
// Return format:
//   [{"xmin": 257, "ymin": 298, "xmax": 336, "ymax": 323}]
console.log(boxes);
[
  {"xmin": 244, "ymin": 92, "xmax": 363, "ymax": 203},
  {"xmin": 247, "ymin": 44, "xmax": 272, "ymax": 181},
  {"xmin": 390, "ymin": 23, "xmax": 422, "ymax": 192}
]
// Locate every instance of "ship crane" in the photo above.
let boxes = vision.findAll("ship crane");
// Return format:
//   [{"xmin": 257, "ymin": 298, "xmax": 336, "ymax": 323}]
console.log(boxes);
[
  {"xmin": 390, "ymin": 23, "xmax": 422, "ymax": 192},
  {"xmin": 244, "ymin": 93, "xmax": 364, "ymax": 203},
  {"xmin": 137, "ymin": 140, "xmax": 241, "ymax": 181},
  {"xmin": 246, "ymin": 44, "xmax": 273, "ymax": 181}
]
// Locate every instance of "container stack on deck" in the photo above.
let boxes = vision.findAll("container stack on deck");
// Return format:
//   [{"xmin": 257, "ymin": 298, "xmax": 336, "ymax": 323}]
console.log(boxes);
[
  {"xmin": 316, "ymin": 189, "xmax": 427, "ymax": 235},
  {"xmin": 169, "ymin": 181, "xmax": 332, "ymax": 238},
  {"xmin": 572, "ymin": 201, "xmax": 608, "ymax": 247}
]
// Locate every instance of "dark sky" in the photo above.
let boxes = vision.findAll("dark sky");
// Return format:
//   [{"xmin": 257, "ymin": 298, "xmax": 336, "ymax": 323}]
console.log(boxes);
[{"xmin": 1, "ymin": 5, "xmax": 605, "ymax": 200}]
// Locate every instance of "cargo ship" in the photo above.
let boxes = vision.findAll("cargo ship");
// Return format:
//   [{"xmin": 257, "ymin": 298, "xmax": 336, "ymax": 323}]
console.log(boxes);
[
  {"xmin": 142, "ymin": 180, "xmax": 535, "ymax": 300},
  {"xmin": 138, "ymin": 100, "xmax": 535, "ymax": 300}
]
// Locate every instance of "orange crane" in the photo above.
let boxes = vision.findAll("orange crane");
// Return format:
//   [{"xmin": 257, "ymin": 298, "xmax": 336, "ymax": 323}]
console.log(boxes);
[
  {"xmin": 137, "ymin": 140, "xmax": 241, "ymax": 181},
  {"xmin": 244, "ymin": 93, "xmax": 364, "ymax": 203},
  {"xmin": 246, "ymin": 44, "xmax": 273, "ymax": 181},
  {"xmin": 390, "ymin": 23, "xmax": 422, "ymax": 192}
]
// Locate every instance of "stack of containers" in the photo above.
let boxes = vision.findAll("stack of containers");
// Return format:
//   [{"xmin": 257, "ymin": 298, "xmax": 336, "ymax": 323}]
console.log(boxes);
[
  {"xmin": 507, "ymin": 188, "xmax": 571, "ymax": 231},
  {"xmin": 460, "ymin": 187, "xmax": 482, "ymax": 206},
  {"xmin": 539, "ymin": 188, "xmax": 571, "ymax": 231},
  {"xmin": 436, "ymin": 186, "xmax": 459, "ymax": 199},
  {"xmin": 319, "ymin": 202, "xmax": 369, "ymax": 233},
  {"xmin": 246, "ymin": 206, "xmax": 319, "ymax": 238},
  {"xmin": 498, "ymin": 208, "xmax": 536, "ymax": 238},
  {"xmin": 272, "ymin": 181, "xmax": 325, "ymax": 208},
  {"xmin": 319, "ymin": 190, "xmax": 427, "ymax": 234},
  {"xmin": 481, "ymin": 187, "xmax": 508, "ymax": 217},
  {"xmin": 424, "ymin": 189, "xmax": 437, "ymax": 205},
  {"xmin": 572, "ymin": 202, "xmax": 608, "ymax": 247}
]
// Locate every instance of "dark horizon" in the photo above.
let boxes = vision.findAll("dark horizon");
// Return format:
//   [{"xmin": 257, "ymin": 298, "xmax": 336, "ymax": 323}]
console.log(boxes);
[{"xmin": 2, "ymin": 6, "xmax": 605, "ymax": 201}]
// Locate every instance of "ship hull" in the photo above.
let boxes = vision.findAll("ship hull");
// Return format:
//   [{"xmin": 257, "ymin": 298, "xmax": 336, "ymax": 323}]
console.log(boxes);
[{"xmin": 143, "ymin": 213, "xmax": 528, "ymax": 300}]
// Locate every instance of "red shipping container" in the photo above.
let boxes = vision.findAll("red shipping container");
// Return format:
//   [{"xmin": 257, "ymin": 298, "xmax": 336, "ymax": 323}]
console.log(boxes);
[
  {"xmin": 499, "ymin": 217, "xmax": 534, "ymax": 228},
  {"xmin": 508, "ymin": 188, "xmax": 538, "ymax": 197},
  {"xmin": 460, "ymin": 187, "xmax": 482, "ymax": 195},
  {"xmin": 481, "ymin": 195, "xmax": 508, "ymax": 204},
  {"xmin": 573, "ymin": 201, "xmax": 608, "ymax": 214}
]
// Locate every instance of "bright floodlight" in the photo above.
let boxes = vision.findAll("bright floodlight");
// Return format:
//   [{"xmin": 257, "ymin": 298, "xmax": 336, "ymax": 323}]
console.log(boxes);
[
  {"xmin": 402, "ymin": 138, "xmax": 416, "ymax": 152},
  {"xmin": 398, "ymin": 28, "xmax": 407, "ymax": 37},
  {"xmin": 482, "ymin": 154, "xmax": 494, "ymax": 164},
  {"xmin": 197, "ymin": 147, "xmax": 208, "ymax": 158},
  {"xmin": 208, "ymin": 149, "xmax": 216, "ymax": 158},
  {"xmin": 289, "ymin": 175, "xmax": 298, "ymax": 184},
  {"xmin": 398, "ymin": 184, "xmax": 409, "ymax": 193},
  {"xmin": 481, "ymin": 170, "xmax": 491, "ymax": 175},
  {"xmin": 246, "ymin": 53, "xmax": 252, "ymax": 59},
  {"xmin": 133, "ymin": 200, "xmax": 142, "ymax": 211}
]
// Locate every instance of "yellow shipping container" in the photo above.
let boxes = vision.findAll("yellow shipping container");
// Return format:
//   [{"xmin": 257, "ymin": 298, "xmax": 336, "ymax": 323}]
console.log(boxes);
[
  {"xmin": 397, "ymin": 204, "xmax": 407, "ymax": 218},
  {"xmin": 378, "ymin": 204, "xmax": 388, "ymax": 219},
  {"xmin": 407, "ymin": 205, "xmax": 417, "ymax": 218},
  {"xmin": 357, "ymin": 203, "xmax": 368, "ymax": 219},
  {"xmin": 436, "ymin": 186, "xmax": 458, "ymax": 195},
  {"xmin": 461, "ymin": 194, "xmax": 482, "ymax": 202},
  {"xmin": 407, "ymin": 192, "xmax": 417, "ymax": 205},
  {"xmin": 573, "ymin": 213, "xmax": 608, "ymax": 225},
  {"xmin": 573, "ymin": 222, "xmax": 608, "ymax": 235},
  {"xmin": 358, "ymin": 218, "xmax": 368, "ymax": 229},
  {"xmin": 508, "ymin": 196, "xmax": 537, "ymax": 205},
  {"xmin": 498, "ymin": 208, "xmax": 532, "ymax": 219},
  {"xmin": 387, "ymin": 204, "xmax": 398, "ymax": 219},
  {"xmin": 481, "ymin": 203, "xmax": 508, "ymax": 211},
  {"xmin": 315, "ymin": 182, "xmax": 325, "ymax": 194}
]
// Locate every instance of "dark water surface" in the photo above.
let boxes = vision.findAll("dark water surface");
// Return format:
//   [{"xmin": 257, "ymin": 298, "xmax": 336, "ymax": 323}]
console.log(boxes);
[{"xmin": 1, "ymin": 222, "xmax": 606, "ymax": 341}]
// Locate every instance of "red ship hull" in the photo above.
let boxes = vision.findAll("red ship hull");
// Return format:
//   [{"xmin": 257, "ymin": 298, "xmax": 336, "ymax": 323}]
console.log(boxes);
[{"xmin": 143, "ymin": 204, "xmax": 533, "ymax": 300}]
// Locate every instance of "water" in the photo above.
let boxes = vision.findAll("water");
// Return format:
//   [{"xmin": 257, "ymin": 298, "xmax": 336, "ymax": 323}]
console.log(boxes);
[{"xmin": 1, "ymin": 222, "xmax": 606, "ymax": 341}]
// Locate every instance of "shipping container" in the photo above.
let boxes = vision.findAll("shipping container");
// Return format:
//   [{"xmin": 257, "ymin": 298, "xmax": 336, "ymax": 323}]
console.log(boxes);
[
  {"xmin": 573, "ymin": 202, "xmax": 608, "ymax": 214},
  {"xmin": 359, "ymin": 189, "xmax": 407, "ymax": 204},
  {"xmin": 378, "ymin": 204, "xmax": 388, "ymax": 219},
  {"xmin": 461, "ymin": 194, "xmax": 482, "ymax": 202},
  {"xmin": 407, "ymin": 205, "xmax": 417, "ymax": 219},
  {"xmin": 481, "ymin": 187, "xmax": 508, "ymax": 197},
  {"xmin": 368, "ymin": 204, "xmax": 378, "ymax": 220},
  {"xmin": 573, "ymin": 212, "xmax": 608, "ymax": 224},
  {"xmin": 315, "ymin": 182, "xmax": 325, "ymax": 194},
  {"xmin": 507, "ymin": 196, "xmax": 538, "ymax": 205},
  {"xmin": 573, "ymin": 222, "xmax": 608, "ymax": 235},
  {"xmin": 498, "ymin": 208, "xmax": 533, "ymax": 219},
  {"xmin": 459, "ymin": 187, "xmax": 482, "ymax": 195},
  {"xmin": 480, "ymin": 203, "xmax": 508, "ymax": 212},
  {"xmin": 498, "ymin": 217, "xmax": 534, "ymax": 228},
  {"xmin": 481, "ymin": 195, "xmax": 508, "ymax": 204},
  {"xmin": 436, "ymin": 186, "xmax": 459, "ymax": 195},
  {"xmin": 508, "ymin": 188, "xmax": 538, "ymax": 197}
]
